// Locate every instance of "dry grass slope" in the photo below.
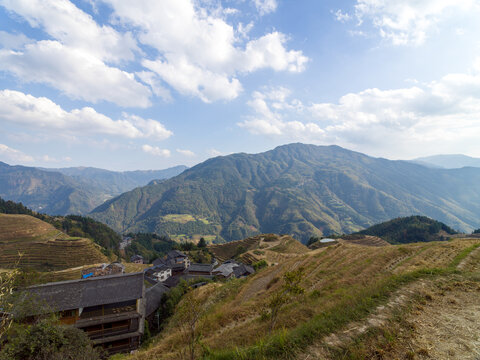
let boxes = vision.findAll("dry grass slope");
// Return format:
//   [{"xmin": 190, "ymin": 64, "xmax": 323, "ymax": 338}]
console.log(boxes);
[
  {"xmin": 208, "ymin": 234, "xmax": 308, "ymax": 265},
  {"xmin": 0, "ymin": 214, "xmax": 107, "ymax": 271},
  {"xmin": 122, "ymin": 236, "xmax": 480, "ymax": 360}
]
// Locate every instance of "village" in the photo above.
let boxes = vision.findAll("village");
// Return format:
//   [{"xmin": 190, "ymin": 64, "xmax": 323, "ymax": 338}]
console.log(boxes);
[{"xmin": 23, "ymin": 249, "xmax": 255, "ymax": 355}]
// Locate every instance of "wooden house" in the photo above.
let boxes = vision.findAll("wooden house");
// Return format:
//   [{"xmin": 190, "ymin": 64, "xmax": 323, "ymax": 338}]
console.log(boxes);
[{"xmin": 24, "ymin": 273, "xmax": 146, "ymax": 355}]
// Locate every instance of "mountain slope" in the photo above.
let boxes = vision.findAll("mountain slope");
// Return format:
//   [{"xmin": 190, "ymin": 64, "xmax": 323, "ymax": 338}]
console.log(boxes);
[
  {"xmin": 0, "ymin": 161, "xmax": 107, "ymax": 215},
  {"xmin": 41, "ymin": 165, "xmax": 187, "ymax": 195},
  {"xmin": 90, "ymin": 144, "xmax": 480, "ymax": 242},
  {"xmin": 0, "ymin": 162, "xmax": 187, "ymax": 215}
]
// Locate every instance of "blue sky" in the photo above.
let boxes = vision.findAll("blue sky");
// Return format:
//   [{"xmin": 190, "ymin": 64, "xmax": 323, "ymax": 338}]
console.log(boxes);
[{"xmin": 1, "ymin": 0, "xmax": 480, "ymax": 170}]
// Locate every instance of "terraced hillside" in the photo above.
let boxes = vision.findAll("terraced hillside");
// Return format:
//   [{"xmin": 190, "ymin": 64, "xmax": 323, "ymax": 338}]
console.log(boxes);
[
  {"xmin": 124, "ymin": 236, "xmax": 480, "ymax": 360},
  {"xmin": 0, "ymin": 214, "xmax": 107, "ymax": 270},
  {"xmin": 208, "ymin": 233, "xmax": 308, "ymax": 264}
]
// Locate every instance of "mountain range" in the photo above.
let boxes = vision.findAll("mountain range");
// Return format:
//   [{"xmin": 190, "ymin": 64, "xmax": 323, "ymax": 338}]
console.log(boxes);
[
  {"xmin": 413, "ymin": 154, "xmax": 480, "ymax": 169},
  {"xmin": 90, "ymin": 143, "xmax": 480, "ymax": 242},
  {"xmin": 0, "ymin": 162, "xmax": 186, "ymax": 215}
]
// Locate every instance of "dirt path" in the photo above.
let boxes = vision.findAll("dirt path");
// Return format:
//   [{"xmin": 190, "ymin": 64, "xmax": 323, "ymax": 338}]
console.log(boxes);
[
  {"xmin": 458, "ymin": 245, "xmax": 480, "ymax": 271},
  {"xmin": 401, "ymin": 280, "xmax": 480, "ymax": 359},
  {"xmin": 298, "ymin": 276, "xmax": 480, "ymax": 359},
  {"xmin": 297, "ymin": 280, "xmax": 428, "ymax": 359}
]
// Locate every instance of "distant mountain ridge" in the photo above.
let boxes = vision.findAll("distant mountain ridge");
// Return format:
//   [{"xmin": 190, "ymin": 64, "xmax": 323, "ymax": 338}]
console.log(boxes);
[
  {"xmin": 40, "ymin": 165, "xmax": 188, "ymax": 195},
  {"xmin": 413, "ymin": 154, "xmax": 480, "ymax": 169},
  {"xmin": 90, "ymin": 143, "xmax": 480, "ymax": 242},
  {"xmin": 0, "ymin": 162, "xmax": 187, "ymax": 215}
]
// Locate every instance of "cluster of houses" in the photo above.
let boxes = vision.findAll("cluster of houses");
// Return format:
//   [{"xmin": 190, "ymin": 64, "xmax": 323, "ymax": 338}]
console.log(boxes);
[
  {"xmin": 17, "ymin": 249, "xmax": 254, "ymax": 356},
  {"xmin": 142, "ymin": 250, "xmax": 255, "ymax": 287}
]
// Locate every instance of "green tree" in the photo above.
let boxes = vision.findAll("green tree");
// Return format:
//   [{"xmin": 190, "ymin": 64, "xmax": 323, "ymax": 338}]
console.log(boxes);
[
  {"xmin": 198, "ymin": 237, "xmax": 207, "ymax": 248},
  {"xmin": 0, "ymin": 318, "xmax": 101, "ymax": 360}
]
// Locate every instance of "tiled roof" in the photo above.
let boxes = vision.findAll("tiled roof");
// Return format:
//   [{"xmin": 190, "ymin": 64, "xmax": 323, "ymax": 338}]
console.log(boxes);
[
  {"xmin": 25, "ymin": 273, "xmax": 144, "ymax": 313},
  {"xmin": 188, "ymin": 263, "xmax": 213, "ymax": 273},
  {"xmin": 167, "ymin": 250, "xmax": 187, "ymax": 259},
  {"xmin": 145, "ymin": 283, "xmax": 169, "ymax": 317},
  {"xmin": 233, "ymin": 264, "xmax": 255, "ymax": 277},
  {"xmin": 152, "ymin": 258, "xmax": 166, "ymax": 267}
]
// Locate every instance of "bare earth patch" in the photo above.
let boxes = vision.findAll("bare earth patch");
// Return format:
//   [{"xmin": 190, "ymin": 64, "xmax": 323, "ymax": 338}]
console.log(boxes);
[{"xmin": 401, "ymin": 280, "xmax": 480, "ymax": 360}]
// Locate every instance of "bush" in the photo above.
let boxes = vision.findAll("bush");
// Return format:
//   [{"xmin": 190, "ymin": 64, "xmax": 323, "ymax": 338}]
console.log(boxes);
[
  {"xmin": 253, "ymin": 260, "xmax": 268, "ymax": 271},
  {"xmin": 0, "ymin": 319, "xmax": 101, "ymax": 360}
]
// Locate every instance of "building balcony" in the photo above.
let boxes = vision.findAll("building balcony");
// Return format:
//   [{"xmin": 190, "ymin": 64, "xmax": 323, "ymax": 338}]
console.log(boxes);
[{"xmin": 75, "ymin": 311, "xmax": 140, "ymax": 328}]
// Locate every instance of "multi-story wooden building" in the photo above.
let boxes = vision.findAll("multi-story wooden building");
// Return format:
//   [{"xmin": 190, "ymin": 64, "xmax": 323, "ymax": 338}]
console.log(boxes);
[{"xmin": 26, "ymin": 272, "xmax": 146, "ymax": 355}]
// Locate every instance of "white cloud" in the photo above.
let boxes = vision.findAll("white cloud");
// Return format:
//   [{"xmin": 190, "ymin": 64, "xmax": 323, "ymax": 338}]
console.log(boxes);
[
  {"xmin": 0, "ymin": 40, "xmax": 152, "ymax": 107},
  {"xmin": 334, "ymin": 9, "xmax": 351, "ymax": 23},
  {"xmin": 142, "ymin": 145, "xmax": 171, "ymax": 157},
  {"xmin": 207, "ymin": 148, "xmax": 223, "ymax": 157},
  {"xmin": 143, "ymin": 56, "xmax": 243, "ymax": 103},
  {"xmin": 0, "ymin": 90, "xmax": 172, "ymax": 140},
  {"xmin": 136, "ymin": 71, "xmax": 172, "ymax": 102},
  {"xmin": 340, "ymin": 0, "xmax": 478, "ymax": 45},
  {"xmin": 101, "ymin": 0, "xmax": 308, "ymax": 102},
  {"xmin": 176, "ymin": 149, "xmax": 195, "ymax": 157},
  {"xmin": 0, "ymin": 31, "xmax": 32, "ymax": 49},
  {"xmin": 252, "ymin": 0, "xmax": 278, "ymax": 15},
  {"xmin": 0, "ymin": 0, "xmax": 138, "ymax": 63},
  {"xmin": 0, "ymin": 143, "xmax": 34, "ymax": 163},
  {"xmin": 0, "ymin": 0, "xmax": 308, "ymax": 104},
  {"xmin": 239, "ymin": 88, "xmax": 322, "ymax": 137},
  {"xmin": 240, "ymin": 68, "xmax": 480, "ymax": 157}
]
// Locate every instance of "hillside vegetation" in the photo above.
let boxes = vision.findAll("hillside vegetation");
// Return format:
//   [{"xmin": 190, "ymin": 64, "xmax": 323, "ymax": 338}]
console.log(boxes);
[
  {"xmin": 0, "ymin": 214, "xmax": 107, "ymax": 271},
  {"xmin": 355, "ymin": 215, "xmax": 457, "ymax": 244},
  {"xmin": 91, "ymin": 144, "xmax": 480, "ymax": 242},
  {"xmin": 120, "ymin": 234, "xmax": 480, "ymax": 360}
]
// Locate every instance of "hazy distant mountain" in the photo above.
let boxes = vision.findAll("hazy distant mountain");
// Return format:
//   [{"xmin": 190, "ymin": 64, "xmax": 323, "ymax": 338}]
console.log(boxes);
[
  {"xmin": 0, "ymin": 162, "xmax": 106, "ymax": 215},
  {"xmin": 90, "ymin": 143, "xmax": 480, "ymax": 242},
  {"xmin": 0, "ymin": 162, "xmax": 187, "ymax": 215},
  {"xmin": 413, "ymin": 154, "xmax": 480, "ymax": 169},
  {"xmin": 41, "ymin": 165, "xmax": 188, "ymax": 195}
]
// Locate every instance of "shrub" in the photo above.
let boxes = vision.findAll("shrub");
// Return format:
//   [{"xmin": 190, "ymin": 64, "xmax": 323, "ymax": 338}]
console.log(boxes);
[{"xmin": 253, "ymin": 260, "xmax": 268, "ymax": 271}]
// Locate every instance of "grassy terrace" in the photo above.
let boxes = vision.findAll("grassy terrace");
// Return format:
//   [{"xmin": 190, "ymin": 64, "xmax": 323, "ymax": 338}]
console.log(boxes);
[
  {"xmin": 121, "ymin": 237, "xmax": 480, "ymax": 360},
  {"xmin": 0, "ymin": 214, "xmax": 107, "ymax": 271}
]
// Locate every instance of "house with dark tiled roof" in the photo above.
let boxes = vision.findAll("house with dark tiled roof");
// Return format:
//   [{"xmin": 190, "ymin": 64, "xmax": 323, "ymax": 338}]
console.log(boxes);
[
  {"xmin": 213, "ymin": 260, "xmax": 255, "ymax": 279},
  {"xmin": 166, "ymin": 250, "xmax": 190, "ymax": 268},
  {"xmin": 187, "ymin": 263, "xmax": 213, "ymax": 276},
  {"xmin": 233, "ymin": 264, "xmax": 255, "ymax": 278},
  {"xmin": 145, "ymin": 264, "xmax": 172, "ymax": 283},
  {"xmin": 212, "ymin": 260, "xmax": 239, "ymax": 279},
  {"xmin": 23, "ymin": 273, "xmax": 146, "ymax": 355},
  {"xmin": 130, "ymin": 254, "xmax": 144, "ymax": 264}
]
